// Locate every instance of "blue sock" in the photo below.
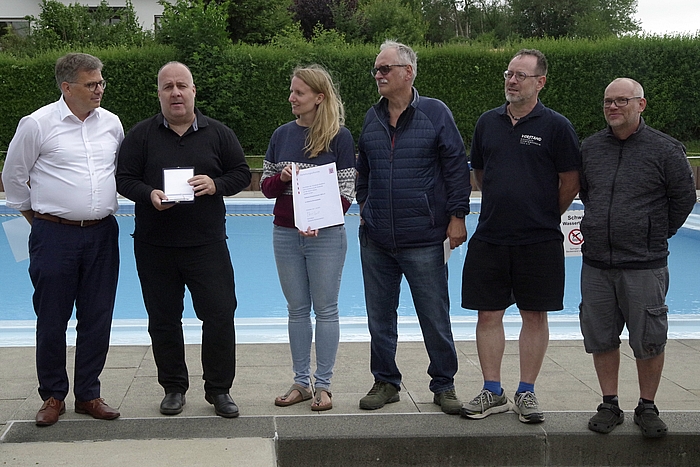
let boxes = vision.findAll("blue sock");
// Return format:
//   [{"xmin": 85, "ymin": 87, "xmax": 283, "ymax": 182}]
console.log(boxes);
[
  {"xmin": 517, "ymin": 382, "xmax": 535, "ymax": 394},
  {"xmin": 483, "ymin": 381, "xmax": 502, "ymax": 395}
]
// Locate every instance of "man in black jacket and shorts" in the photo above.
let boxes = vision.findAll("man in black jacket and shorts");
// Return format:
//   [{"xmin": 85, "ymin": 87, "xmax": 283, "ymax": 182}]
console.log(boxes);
[{"xmin": 580, "ymin": 77, "xmax": 696, "ymax": 438}]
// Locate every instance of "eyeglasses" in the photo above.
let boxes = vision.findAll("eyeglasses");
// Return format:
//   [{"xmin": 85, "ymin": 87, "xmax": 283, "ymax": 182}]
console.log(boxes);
[
  {"xmin": 603, "ymin": 97, "xmax": 642, "ymax": 108},
  {"xmin": 503, "ymin": 70, "xmax": 542, "ymax": 82},
  {"xmin": 69, "ymin": 79, "xmax": 107, "ymax": 92},
  {"xmin": 370, "ymin": 64, "xmax": 408, "ymax": 77}
]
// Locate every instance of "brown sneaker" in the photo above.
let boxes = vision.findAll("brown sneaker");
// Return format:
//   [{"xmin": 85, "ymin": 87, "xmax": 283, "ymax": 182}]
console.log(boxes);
[
  {"xmin": 75, "ymin": 398, "xmax": 120, "ymax": 420},
  {"xmin": 36, "ymin": 397, "xmax": 66, "ymax": 426}
]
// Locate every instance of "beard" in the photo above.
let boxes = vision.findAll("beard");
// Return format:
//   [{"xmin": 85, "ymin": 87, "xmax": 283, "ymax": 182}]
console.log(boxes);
[{"xmin": 505, "ymin": 87, "xmax": 536, "ymax": 104}]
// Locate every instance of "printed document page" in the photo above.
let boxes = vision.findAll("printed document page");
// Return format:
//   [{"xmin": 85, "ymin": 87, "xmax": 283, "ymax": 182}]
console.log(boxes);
[{"xmin": 292, "ymin": 162, "xmax": 344, "ymax": 231}]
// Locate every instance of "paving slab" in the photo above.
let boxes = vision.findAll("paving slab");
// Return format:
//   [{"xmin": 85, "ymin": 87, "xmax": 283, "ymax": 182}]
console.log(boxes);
[
  {"xmin": 0, "ymin": 438, "xmax": 276, "ymax": 467},
  {"xmin": 2, "ymin": 340, "xmax": 700, "ymax": 466}
]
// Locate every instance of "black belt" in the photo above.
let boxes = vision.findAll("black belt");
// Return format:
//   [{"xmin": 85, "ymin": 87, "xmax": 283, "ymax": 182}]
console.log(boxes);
[{"xmin": 34, "ymin": 212, "xmax": 107, "ymax": 227}]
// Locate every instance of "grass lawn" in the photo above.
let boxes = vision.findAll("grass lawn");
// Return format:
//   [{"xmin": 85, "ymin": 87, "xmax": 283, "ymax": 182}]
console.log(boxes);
[
  {"xmin": 247, "ymin": 155, "xmax": 264, "ymax": 170},
  {"xmin": 685, "ymin": 141, "xmax": 700, "ymax": 166}
]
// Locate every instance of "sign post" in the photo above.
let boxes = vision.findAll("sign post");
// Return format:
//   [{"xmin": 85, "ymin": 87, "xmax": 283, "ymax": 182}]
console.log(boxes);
[{"xmin": 561, "ymin": 211, "xmax": 584, "ymax": 257}]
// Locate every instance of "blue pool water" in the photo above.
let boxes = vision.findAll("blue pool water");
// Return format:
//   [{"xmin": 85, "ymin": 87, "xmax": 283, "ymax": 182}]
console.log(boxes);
[{"xmin": 1, "ymin": 199, "xmax": 699, "ymax": 345}]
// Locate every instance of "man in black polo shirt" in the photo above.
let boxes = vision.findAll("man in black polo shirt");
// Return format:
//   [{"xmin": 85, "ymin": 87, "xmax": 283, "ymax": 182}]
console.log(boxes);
[
  {"xmin": 116, "ymin": 62, "xmax": 251, "ymax": 418},
  {"xmin": 460, "ymin": 49, "xmax": 581, "ymax": 424}
]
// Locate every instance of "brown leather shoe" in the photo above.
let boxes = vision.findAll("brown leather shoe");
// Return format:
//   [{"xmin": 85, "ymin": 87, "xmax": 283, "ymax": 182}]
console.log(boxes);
[
  {"xmin": 74, "ymin": 398, "xmax": 120, "ymax": 420},
  {"xmin": 36, "ymin": 397, "xmax": 66, "ymax": 426}
]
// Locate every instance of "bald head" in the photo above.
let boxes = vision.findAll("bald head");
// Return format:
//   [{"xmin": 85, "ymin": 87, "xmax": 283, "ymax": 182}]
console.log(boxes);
[
  {"xmin": 158, "ymin": 62, "xmax": 196, "ymax": 128},
  {"xmin": 605, "ymin": 78, "xmax": 644, "ymax": 99},
  {"xmin": 603, "ymin": 77, "xmax": 646, "ymax": 140},
  {"xmin": 158, "ymin": 62, "xmax": 193, "ymax": 86}
]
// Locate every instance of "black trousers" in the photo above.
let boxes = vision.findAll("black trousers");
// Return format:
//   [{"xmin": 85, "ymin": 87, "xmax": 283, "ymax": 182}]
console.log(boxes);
[
  {"xmin": 134, "ymin": 240, "xmax": 237, "ymax": 395},
  {"xmin": 29, "ymin": 216, "xmax": 119, "ymax": 402}
]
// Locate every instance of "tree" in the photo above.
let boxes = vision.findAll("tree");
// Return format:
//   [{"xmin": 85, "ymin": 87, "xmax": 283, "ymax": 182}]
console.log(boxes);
[
  {"xmin": 573, "ymin": 0, "xmax": 641, "ymax": 38},
  {"xmin": 291, "ymin": 0, "xmax": 358, "ymax": 39},
  {"xmin": 510, "ymin": 0, "xmax": 640, "ymax": 39},
  {"xmin": 354, "ymin": 0, "xmax": 427, "ymax": 44},
  {"xmin": 475, "ymin": 1, "xmax": 512, "ymax": 37},
  {"xmin": 216, "ymin": 0, "xmax": 294, "ymax": 44},
  {"xmin": 1, "ymin": 0, "xmax": 150, "ymax": 56},
  {"xmin": 420, "ymin": 0, "xmax": 513, "ymax": 44},
  {"xmin": 155, "ymin": 0, "xmax": 244, "ymax": 129},
  {"xmin": 156, "ymin": 0, "xmax": 231, "ymax": 58},
  {"xmin": 422, "ymin": 0, "xmax": 461, "ymax": 43},
  {"xmin": 329, "ymin": 0, "xmax": 362, "ymax": 43}
]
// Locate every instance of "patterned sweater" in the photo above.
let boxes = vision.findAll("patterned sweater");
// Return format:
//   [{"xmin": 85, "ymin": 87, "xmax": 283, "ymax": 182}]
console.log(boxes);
[{"xmin": 260, "ymin": 120, "xmax": 356, "ymax": 228}]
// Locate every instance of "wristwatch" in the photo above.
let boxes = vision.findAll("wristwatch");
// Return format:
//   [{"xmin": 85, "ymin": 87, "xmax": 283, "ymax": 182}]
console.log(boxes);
[{"xmin": 453, "ymin": 210, "xmax": 466, "ymax": 219}]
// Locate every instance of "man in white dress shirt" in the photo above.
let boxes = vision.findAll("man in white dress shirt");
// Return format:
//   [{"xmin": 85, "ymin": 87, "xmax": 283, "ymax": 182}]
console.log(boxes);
[{"xmin": 2, "ymin": 53, "xmax": 123, "ymax": 426}]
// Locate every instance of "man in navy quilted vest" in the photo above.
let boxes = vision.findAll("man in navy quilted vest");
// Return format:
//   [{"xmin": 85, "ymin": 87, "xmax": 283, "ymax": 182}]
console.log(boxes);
[{"xmin": 356, "ymin": 40, "xmax": 471, "ymax": 415}]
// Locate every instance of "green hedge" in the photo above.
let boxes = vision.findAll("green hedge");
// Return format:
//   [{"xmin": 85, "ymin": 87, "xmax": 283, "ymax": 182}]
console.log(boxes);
[
  {"xmin": 1, "ymin": 37, "xmax": 699, "ymax": 156},
  {"xmin": 0, "ymin": 45, "xmax": 175, "ymax": 153}
]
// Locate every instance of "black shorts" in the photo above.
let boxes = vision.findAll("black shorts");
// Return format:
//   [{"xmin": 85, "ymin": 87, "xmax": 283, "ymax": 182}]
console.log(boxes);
[{"xmin": 461, "ymin": 237, "xmax": 565, "ymax": 312}]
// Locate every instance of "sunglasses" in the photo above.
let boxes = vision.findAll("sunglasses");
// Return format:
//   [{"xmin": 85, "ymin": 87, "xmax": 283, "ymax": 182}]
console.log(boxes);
[{"xmin": 370, "ymin": 64, "xmax": 409, "ymax": 77}]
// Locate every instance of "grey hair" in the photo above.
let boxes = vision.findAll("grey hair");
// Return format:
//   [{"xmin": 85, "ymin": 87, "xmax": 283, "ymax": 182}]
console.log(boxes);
[
  {"xmin": 609, "ymin": 77, "xmax": 644, "ymax": 98},
  {"xmin": 512, "ymin": 49, "xmax": 548, "ymax": 76},
  {"xmin": 55, "ymin": 53, "xmax": 103, "ymax": 89},
  {"xmin": 380, "ymin": 40, "xmax": 417, "ymax": 83}
]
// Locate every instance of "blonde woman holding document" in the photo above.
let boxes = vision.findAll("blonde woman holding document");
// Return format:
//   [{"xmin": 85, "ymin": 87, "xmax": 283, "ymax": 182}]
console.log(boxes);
[{"xmin": 261, "ymin": 65, "xmax": 355, "ymax": 411}]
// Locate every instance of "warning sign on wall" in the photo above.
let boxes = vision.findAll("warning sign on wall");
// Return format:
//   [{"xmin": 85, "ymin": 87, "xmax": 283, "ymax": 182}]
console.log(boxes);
[{"xmin": 561, "ymin": 210, "xmax": 584, "ymax": 257}]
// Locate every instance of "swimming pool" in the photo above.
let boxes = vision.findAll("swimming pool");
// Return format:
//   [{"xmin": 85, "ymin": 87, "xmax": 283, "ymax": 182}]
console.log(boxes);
[{"xmin": 1, "ymin": 198, "xmax": 699, "ymax": 345}]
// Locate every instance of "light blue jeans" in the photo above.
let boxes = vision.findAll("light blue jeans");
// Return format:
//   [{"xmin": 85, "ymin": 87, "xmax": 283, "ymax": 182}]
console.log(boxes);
[{"xmin": 273, "ymin": 224, "xmax": 347, "ymax": 390}]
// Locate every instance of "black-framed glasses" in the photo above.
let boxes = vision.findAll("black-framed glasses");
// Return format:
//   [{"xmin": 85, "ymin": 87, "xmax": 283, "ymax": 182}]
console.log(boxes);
[
  {"xmin": 603, "ymin": 97, "xmax": 642, "ymax": 108},
  {"xmin": 69, "ymin": 79, "xmax": 107, "ymax": 92},
  {"xmin": 370, "ymin": 64, "xmax": 408, "ymax": 77},
  {"xmin": 503, "ymin": 70, "xmax": 541, "ymax": 82}
]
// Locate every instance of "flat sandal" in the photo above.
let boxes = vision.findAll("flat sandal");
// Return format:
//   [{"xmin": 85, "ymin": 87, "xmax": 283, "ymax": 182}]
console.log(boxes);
[
  {"xmin": 311, "ymin": 387, "xmax": 332, "ymax": 412},
  {"xmin": 275, "ymin": 383, "xmax": 313, "ymax": 407}
]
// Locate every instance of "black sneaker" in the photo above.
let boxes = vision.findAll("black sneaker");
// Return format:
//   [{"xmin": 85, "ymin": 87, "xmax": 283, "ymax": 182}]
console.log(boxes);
[
  {"xmin": 588, "ymin": 402, "xmax": 624, "ymax": 433},
  {"xmin": 634, "ymin": 401, "xmax": 668, "ymax": 438}
]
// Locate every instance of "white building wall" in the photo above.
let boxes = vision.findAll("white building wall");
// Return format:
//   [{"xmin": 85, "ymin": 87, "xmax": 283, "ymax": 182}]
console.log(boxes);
[
  {"xmin": 0, "ymin": 0, "xmax": 164, "ymax": 30},
  {"xmin": 130, "ymin": 0, "xmax": 164, "ymax": 30}
]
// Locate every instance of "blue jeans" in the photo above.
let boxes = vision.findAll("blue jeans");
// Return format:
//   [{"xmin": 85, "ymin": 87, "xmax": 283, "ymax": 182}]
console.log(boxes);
[
  {"xmin": 273, "ymin": 225, "xmax": 347, "ymax": 390},
  {"xmin": 360, "ymin": 229, "xmax": 458, "ymax": 394}
]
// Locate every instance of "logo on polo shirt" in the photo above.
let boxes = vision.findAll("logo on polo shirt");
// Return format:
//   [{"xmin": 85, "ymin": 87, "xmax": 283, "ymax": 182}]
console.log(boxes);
[{"xmin": 520, "ymin": 134, "xmax": 542, "ymax": 146}]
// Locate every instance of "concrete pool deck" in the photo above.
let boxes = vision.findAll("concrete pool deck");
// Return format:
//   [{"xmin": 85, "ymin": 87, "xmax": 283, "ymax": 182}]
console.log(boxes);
[
  {"xmin": 2, "ymin": 192, "xmax": 700, "ymax": 465},
  {"xmin": 2, "ymin": 339, "xmax": 700, "ymax": 466}
]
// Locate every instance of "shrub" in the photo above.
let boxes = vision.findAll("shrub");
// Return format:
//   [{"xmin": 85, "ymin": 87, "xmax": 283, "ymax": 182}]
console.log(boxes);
[{"xmin": 1, "ymin": 36, "xmax": 699, "ymax": 155}]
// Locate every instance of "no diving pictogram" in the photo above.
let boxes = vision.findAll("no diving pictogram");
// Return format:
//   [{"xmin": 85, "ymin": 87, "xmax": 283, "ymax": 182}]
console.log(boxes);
[{"xmin": 569, "ymin": 229, "xmax": 584, "ymax": 245}]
